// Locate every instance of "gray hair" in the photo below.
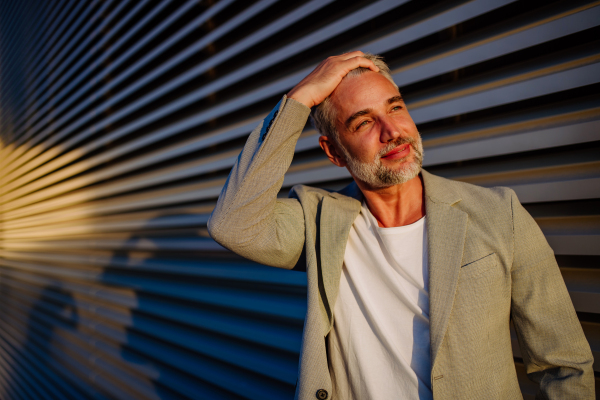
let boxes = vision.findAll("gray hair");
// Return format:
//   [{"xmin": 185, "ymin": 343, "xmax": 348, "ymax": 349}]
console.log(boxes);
[{"xmin": 310, "ymin": 53, "xmax": 397, "ymax": 146}]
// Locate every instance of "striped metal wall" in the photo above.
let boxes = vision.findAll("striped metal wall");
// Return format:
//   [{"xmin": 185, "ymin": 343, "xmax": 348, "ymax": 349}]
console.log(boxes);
[{"xmin": 0, "ymin": 0, "xmax": 598, "ymax": 398}]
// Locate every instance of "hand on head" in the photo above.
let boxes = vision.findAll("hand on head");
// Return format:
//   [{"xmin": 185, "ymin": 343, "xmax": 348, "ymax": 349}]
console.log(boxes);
[{"xmin": 287, "ymin": 51, "xmax": 379, "ymax": 109}]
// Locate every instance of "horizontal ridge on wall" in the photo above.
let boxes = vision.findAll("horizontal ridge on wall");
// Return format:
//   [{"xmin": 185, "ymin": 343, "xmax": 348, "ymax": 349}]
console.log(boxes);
[{"xmin": 1, "ymin": 0, "xmax": 599, "ymax": 399}]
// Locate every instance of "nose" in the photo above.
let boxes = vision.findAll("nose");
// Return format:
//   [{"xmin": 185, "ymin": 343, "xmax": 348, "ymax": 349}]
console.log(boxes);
[{"xmin": 378, "ymin": 115, "xmax": 402, "ymax": 143}]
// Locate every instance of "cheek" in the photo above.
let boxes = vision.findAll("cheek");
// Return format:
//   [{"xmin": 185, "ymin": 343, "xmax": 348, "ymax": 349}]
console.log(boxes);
[
  {"xmin": 404, "ymin": 116, "xmax": 419, "ymax": 134},
  {"xmin": 352, "ymin": 141, "xmax": 380, "ymax": 162},
  {"xmin": 340, "ymin": 125, "xmax": 384, "ymax": 158}
]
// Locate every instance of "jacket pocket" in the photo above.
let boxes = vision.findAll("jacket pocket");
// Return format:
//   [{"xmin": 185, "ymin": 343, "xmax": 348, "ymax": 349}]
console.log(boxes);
[{"xmin": 460, "ymin": 252, "xmax": 498, "ymax": 282}]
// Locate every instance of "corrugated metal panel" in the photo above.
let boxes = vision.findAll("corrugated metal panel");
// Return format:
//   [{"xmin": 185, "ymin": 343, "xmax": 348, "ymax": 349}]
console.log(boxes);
[{"xmin": 0, "ymin": 0, "xmax": 598, "ymax": 398}]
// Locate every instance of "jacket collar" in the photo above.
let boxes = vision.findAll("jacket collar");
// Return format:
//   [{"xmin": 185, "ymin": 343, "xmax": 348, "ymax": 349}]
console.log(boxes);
[
  {"xmin": 331, "ymin": 179, "xmax": 363, "ymax": 202},
  {"xmin": 421, "ymin": 169, "xmax": 462, "ymax": 206}
]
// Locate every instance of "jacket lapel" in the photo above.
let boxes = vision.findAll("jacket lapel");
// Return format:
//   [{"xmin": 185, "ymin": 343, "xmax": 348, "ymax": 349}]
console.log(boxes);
[
  {"xmin": 319, "ymin": 172, "xmax": 468, "ymax": 360},
  {"xmin": 320, "ymin": 184, "xmax": 362, "ymax": 333},
  {"xmin": 422, "ymin": 171, "xmax": 468, "ymax": 367}
]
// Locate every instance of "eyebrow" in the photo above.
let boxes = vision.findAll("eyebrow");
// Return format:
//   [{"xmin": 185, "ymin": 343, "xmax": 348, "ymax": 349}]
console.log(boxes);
[
  {"xmin": 344, "ymin": 95, "xmax": 404, "ymax": 129},
  {"xmin": 345, "ymin": 109, "xmax": 372, "ymax": 129},
  {"xmin": 388, "ymin": 95, "xmax": 403, "ymax": 104}
]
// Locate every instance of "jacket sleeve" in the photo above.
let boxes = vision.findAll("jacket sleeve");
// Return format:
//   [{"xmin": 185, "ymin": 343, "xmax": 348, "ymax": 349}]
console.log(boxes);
[
  {"xmin": 207, "ymin": 95, "xmax": 311, "ymax": 269},
  {"xmin": 509, "ymin": 190, "xmax": 595, "ymax": 399}
]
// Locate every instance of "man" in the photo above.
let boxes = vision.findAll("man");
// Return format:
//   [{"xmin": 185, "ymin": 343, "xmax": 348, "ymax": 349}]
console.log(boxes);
[{"xmin": 208, "ymin": 52, "xmax": 594, "ymax": 399}]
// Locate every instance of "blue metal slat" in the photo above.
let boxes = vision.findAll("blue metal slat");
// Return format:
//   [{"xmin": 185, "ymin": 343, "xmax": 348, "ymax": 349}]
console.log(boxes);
[
  {"xmin": 0, "ymin": 308, "xmax": 109, "ymax": 400},
  {"xmin": 0, "ymin": 249, "xmax": 306, "ymax": 287},
  {"xmin": 15, "ymin": 0, "xmax": 119, "ymax": 133},
  {"xmin": 0, "ymin": 0, "xmax": 221, "ymax": 180},
  {"xmin": 116, "ymin": 329, "xmax": 296, "ymax": 400},
  {"xmin": 1, "ymin": 266, "xmax": 300, "ymax": 399},
  {"xmin": 1, "ymin": 287, "xmax": 166, "ymax": 400},
  {"xmin": 18, "ymin": 0, "xmax": 89, "ymax": 119},
  {"xmin": 1, "ymin": 264, "xmax": 304, "ymax": 354},
  {"xmin": 0, "ymin": 0, "xmax": 52, "ymax": 135},
  {"xmin": 17, "ymin": 0, "xmax": 159, "ymax": 139},
  {"xmin": 0, "ymin": 176, "xmax": 225, "ymax": 220},
  {"xmin": 391, "ymin": 2, "xmax": 600, "ymax": 86},
  {"xmin": 0, "ymin": 312, "xmax": 149, "ymax": 400},
  {"xmin": 14, "ymin": 0, "xmax": 115, "ymax": 129},
  {"xmin": 0, "ymin": 255, "xmax": 307, "ymax": 322},
  {"xmin": 0, "ymin": 0, "xmax": 108, "ymax": 152},
  {"xmin": 0, "ymin": 0, "xmax": 67, "ymax": 93},
  {"xmin": 20, "ymin": 0, "xmax": 77, "ymax": 75},
  {"xmin": 1, "ymin": 0, "xmax": 285, "ymax": 184},
  {"xmin": 0, "ymin": 318, "xmax": 84, "ymax": 400},
  {"xmin": 4, "ymin": 0, "xmax": 79, "ymax": 121},
  {"xmin": 424, "ymin": 118, "xmax": 600, "ymax": 166},
  {"xmin": 409, "ymin": 58, "xmax": 600, "ymax": 124},
  {"xmin": 364, "ymin": 0, "xmax": 517, "ymax": 55},
  {"xmin": 0, "ymin": 348, "xmax": 41, "ymax": 400}
]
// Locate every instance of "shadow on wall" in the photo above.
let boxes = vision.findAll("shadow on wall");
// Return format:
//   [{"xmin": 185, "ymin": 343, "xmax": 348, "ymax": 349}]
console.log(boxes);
[
  {"xmin": 0, "ymin": 278, "xmax": 83, "ymax": 399},
  {"xmin": 98, "ymin": 213, "xmax": 300, "ymax": 400},
  {"xmin": 0, "ymin": 211, "xmax": 301, "ymax": 399}
]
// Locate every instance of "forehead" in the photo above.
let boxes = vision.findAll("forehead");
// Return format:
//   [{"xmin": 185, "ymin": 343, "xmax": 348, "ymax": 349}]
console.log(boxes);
[{"xmin": 330, "ymin": 72, "xmax": 400, "ymax": 119}]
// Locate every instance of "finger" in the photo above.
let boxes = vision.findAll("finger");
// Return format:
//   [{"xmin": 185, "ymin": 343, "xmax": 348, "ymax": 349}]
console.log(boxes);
[
  {"xmin": 338, "ymin": 50, "xmax": 364, "ymax": 60},
  {"xmin": 341, "ymin": 55, "xmax": 379, "ymax": 73}
]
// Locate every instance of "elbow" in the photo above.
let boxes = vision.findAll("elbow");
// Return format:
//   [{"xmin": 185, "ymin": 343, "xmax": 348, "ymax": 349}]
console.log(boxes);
[
  {"xmin": 207, "ymin": 210, "xmax": 250, "ymax": 255},
  {"xmin": 207, "ymin": 210, "xmax": 226, "ymax": 247}
]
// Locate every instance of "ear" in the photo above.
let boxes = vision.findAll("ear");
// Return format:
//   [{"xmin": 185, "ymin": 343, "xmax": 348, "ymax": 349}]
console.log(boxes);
[{"xmin": 319, "ymin": 135, "xmax": 347, "ymax": 167}]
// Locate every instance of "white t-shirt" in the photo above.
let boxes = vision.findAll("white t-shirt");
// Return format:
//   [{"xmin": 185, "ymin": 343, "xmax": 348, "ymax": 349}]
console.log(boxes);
[{"xmin": 328, "ymin": 201, "xmax": 432, "ymax": 399}]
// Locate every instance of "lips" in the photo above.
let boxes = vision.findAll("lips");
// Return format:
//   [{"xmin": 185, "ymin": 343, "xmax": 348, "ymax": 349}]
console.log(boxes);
[{"xmin": 382, "ymin": 143, "xmax": 410, "ymax": 159}]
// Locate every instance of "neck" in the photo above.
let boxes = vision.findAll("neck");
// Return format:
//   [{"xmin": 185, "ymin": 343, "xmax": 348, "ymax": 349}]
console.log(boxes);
[{"xmin": 356, "ymin": 174, "xmax": 425, "ymax": 228}]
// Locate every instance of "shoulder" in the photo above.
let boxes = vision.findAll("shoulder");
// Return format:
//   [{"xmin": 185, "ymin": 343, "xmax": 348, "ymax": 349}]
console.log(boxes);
[
  {"xmin": 424, "ymin": 171, "xmax": 519, "ymax": 254},
  {"xmin": 289, "ymin": 184, "xmax": 333, "ymax": 201},
  {"xmin": 288, "ymin": 182, "xmax": 363, "ymax": 217},
  {"xmin": 452, "ymin": 178, "xmax": 513, "ymax": 205},
  {"xmin": 423, "ymin": 170, "xmax": 515, "ymax": 218}
]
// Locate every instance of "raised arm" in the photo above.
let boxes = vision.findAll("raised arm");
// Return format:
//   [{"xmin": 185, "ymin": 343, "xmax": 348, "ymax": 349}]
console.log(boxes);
[
  {"xmin": 509, "ymin": 190, "xmax": 595, "ymax": 399},
  {"xmin": 208, "ymin": 52, "xmax": 378, "ymax": 269}
]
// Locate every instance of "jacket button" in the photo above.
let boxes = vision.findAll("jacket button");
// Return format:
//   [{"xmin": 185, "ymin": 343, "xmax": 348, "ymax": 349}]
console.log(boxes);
[{"xmin": 316, "ymin": 389, "xmax": 328, "ymax": 399}]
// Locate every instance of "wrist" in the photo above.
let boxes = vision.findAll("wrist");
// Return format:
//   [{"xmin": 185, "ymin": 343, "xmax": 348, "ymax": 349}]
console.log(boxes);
[{"xmin": 287, "ymin": 87, "xmax": 314, "ymax": 109}]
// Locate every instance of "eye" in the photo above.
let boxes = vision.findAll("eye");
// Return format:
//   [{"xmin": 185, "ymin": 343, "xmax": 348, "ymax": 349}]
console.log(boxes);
[
  {"xmin": 355, "ymin": 120, "xmax": 370, "ymax": 130},
  {"xmin": 391, "ymin": 105, "xmax": 402, "ymax": 111}
]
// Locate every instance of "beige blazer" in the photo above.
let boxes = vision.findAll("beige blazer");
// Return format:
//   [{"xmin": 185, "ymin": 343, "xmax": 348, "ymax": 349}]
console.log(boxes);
[{"xmin": 208, "ymin": 96, "xmax": 594, "ymax": 400}]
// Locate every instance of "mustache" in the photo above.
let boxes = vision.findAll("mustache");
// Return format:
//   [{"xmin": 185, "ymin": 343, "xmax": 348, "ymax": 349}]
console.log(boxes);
[{"xmin": 377, "ymin": 136, "xmax": 419, "ymax": 158}]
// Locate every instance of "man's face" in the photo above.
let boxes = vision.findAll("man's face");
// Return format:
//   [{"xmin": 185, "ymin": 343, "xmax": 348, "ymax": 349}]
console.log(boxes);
[{"xmin": 328, "ymin": 71, "xmax": 423, "ymax": 189}]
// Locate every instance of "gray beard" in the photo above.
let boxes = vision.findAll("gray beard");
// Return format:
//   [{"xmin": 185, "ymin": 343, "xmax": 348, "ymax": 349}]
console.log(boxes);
[{"xmin": 339, "ymin": 134, "xmax": 424, "ymax": 189}]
